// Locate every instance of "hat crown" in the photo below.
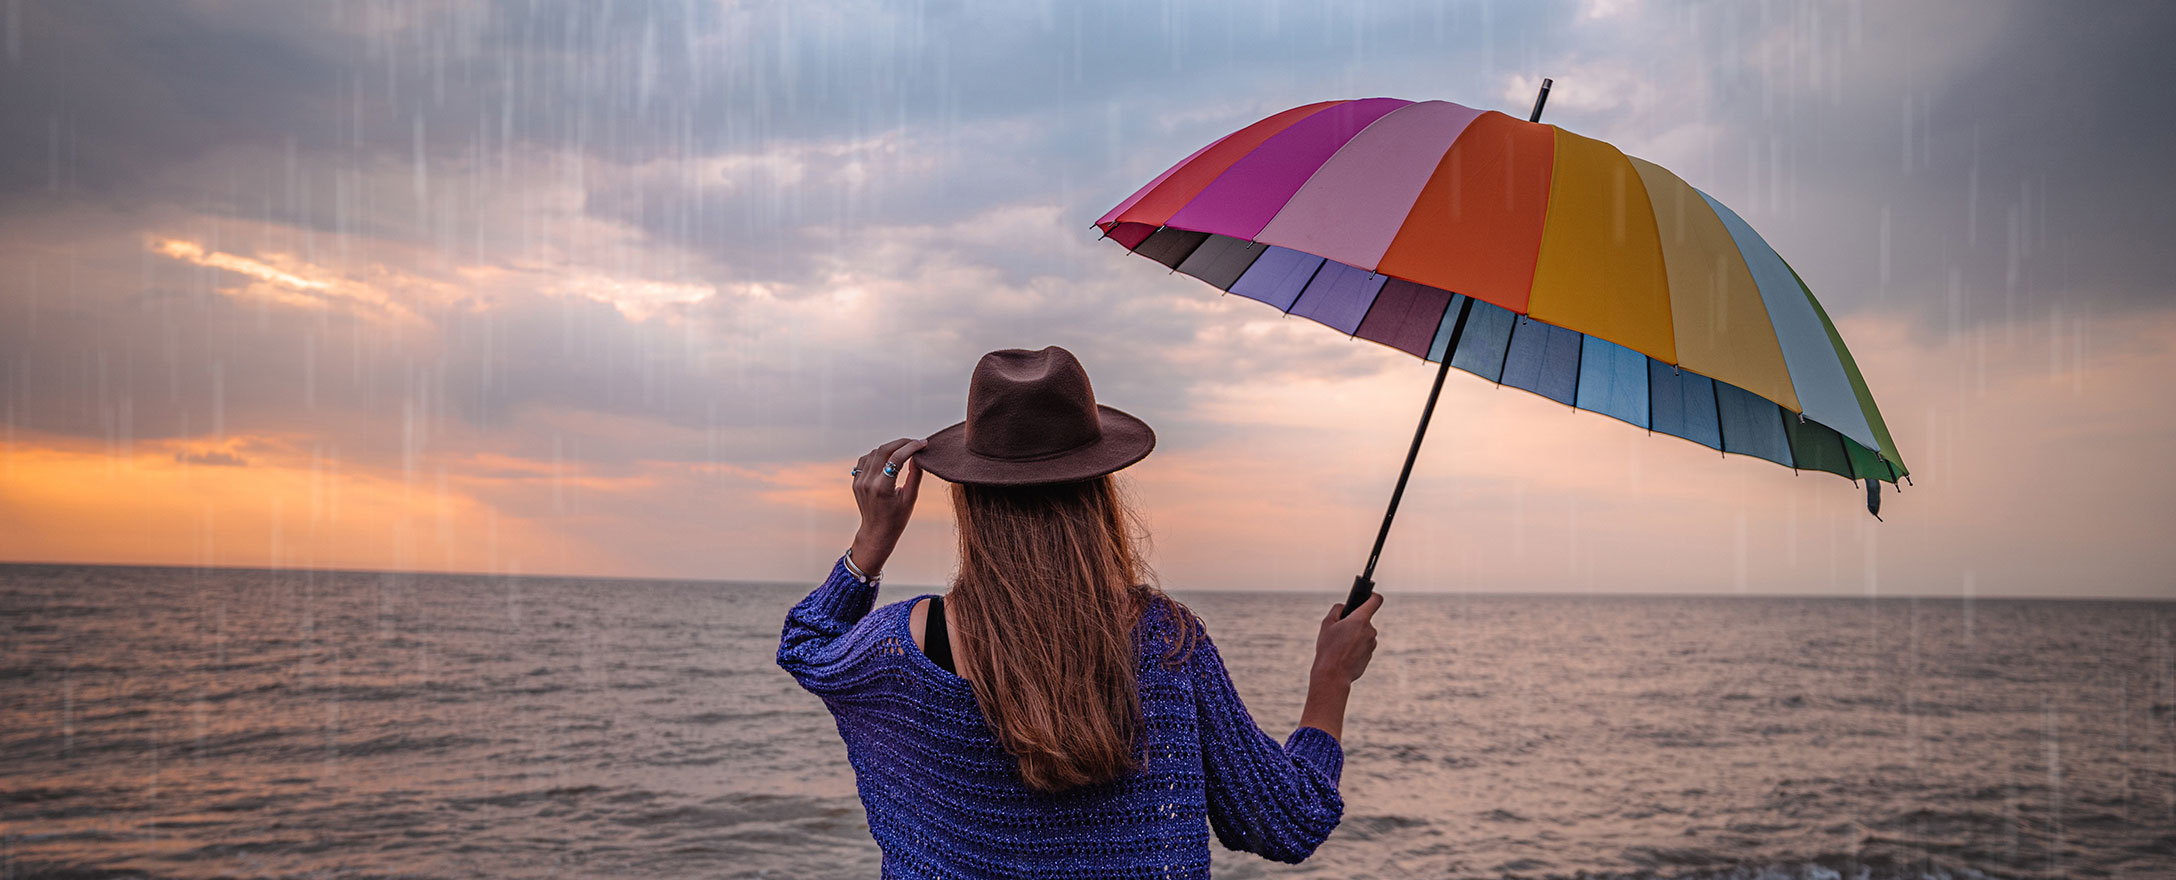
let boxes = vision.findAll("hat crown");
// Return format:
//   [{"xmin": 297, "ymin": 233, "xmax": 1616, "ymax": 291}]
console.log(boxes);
[{"xmin": 964, "ymin": 347, "xmax": 1104, "ymax": 461}]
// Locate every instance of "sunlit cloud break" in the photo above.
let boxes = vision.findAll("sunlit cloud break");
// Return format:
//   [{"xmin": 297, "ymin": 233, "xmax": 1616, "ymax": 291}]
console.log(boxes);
[
  {"xmin": 151, "ymin": 238, "xmax": 421, "ymax": 323},
  {"xmin": 552, "ymin": 275, "xmax": 715, "ymax": 321}
]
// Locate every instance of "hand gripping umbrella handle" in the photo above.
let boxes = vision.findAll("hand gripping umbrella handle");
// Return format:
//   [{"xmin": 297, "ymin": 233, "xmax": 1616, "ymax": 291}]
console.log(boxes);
[{"xmin": 1343, "ymin": 574, "xmax": 1378, "ymax": 619}]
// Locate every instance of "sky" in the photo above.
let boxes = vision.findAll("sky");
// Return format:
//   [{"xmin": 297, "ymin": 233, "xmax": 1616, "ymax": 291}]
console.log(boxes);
[{"xmin": 0, "ymin": 0, "xmax": 2171, "ymax": 598}]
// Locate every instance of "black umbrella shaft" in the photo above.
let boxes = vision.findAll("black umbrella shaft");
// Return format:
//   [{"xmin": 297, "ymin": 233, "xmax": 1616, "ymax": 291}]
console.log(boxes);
[
  {"xmin": 1338, "ymin": 80, "xmax": 1552, "ymax": 620},
  {"xmin": 1344, "ymin": 295, "xmax": 1475, "ymax": 618}
]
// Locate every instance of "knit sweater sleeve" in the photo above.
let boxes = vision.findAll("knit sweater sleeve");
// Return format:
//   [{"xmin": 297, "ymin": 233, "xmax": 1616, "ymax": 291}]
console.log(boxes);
[
  {"xmin": 1189, "ymin": 627, "xmax": 1345, "ymax": 863},
  {"xmin": 775, "ymin": 555, "xmax": 885, "ymax": 700}
]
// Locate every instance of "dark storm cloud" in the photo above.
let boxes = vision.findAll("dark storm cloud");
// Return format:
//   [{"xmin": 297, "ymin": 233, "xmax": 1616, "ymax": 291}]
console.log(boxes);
[
  {"xmin": 569, "ymin": 0, "xmax": 1568, "ymax": 285},
  {"xmin": 10, "ymin": 0, "xmax": 2169, "ymax": 305},
  {"xmin": 0, "ymin": 1, "xmax": 348, "ymax": 201},
  {"xmin": 2, "ymin": 0, "xmax": 1551, "ymax": 266},
  {"xmin": 1657, "ymin": 1, "xmax": 2176, "ymax": 329}
]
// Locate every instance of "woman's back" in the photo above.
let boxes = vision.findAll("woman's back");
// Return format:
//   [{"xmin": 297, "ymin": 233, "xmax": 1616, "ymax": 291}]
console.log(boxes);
[
  {"xmin": 778, "ymin": 557, "xmax": 1345, "ymax": 879},
  {"xmin": 801, "ymin": 347, "xmax": 1377, "ymax": 877}
]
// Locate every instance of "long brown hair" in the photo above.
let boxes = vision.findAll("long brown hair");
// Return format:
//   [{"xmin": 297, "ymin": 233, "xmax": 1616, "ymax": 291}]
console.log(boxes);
[{"xmin": 946, "ymin": 474, "xmax": 1197, "ymax": 792}]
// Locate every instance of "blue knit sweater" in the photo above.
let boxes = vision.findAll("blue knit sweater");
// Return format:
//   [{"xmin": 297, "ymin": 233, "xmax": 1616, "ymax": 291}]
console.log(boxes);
[{"xmin": 777, "ymin": 555, "xmax": 1345, "ymax": 878}]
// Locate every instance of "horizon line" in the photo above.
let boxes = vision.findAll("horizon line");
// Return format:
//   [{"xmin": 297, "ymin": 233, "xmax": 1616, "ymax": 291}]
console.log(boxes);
[{"xmin": 2, "ymin": 558, "xmax": 2167, "ymax": 603}]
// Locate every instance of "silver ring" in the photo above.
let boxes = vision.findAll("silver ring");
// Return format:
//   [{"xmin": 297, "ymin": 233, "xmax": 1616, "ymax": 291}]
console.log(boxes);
[
  {"xmin": 882, "ymin": 462, "xmax": 900, "ymax": 477},
  {"xmin": 850, "ymin": 467, "xmax": 863, "ymax": 476}
]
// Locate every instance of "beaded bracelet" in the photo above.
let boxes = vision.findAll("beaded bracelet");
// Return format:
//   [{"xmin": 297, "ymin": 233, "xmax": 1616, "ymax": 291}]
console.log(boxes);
[{"xmin": 842, "ymin": 549, "xmax": 881, "ymax": 584}]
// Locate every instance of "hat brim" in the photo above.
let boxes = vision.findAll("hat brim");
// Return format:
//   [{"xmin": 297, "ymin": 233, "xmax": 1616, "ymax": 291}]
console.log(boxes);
[{"xmin": 915, "ymin": 404, "xmax": 1155, "ymax": 486}]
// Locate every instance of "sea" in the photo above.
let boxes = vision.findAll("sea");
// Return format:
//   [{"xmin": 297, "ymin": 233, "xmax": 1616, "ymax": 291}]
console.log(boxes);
[{"xmin": 1, "ymin": 564, "xmax": 2171, "ymax": 880}]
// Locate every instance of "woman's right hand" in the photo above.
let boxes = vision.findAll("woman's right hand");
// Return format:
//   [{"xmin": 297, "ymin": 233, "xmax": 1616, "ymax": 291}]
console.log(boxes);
[
  {"xmin": 1311, "ymin": 593, "xmax": 1382, "ymax": 685},
  {"xmin": 848, "ymin": 437, "xmax": 927, "ymax": 577}
]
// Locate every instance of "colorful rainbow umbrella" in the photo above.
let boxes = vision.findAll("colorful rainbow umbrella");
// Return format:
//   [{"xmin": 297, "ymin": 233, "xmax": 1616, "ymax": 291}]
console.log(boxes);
[{"xmin": 1094, "ymin": 90, "xmax": 1907, "ymax": 610}]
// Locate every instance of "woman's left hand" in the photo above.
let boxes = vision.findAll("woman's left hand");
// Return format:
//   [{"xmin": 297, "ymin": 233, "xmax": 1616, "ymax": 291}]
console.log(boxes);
[{"xmin": 848, "ymin": 438, "xmax": 927, "ymax": 577}]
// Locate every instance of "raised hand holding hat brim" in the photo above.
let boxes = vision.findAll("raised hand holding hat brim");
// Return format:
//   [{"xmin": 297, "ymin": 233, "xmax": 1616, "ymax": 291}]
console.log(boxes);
[
  {"xmin": 848, "ymin": 438, "xmax": 927, "ymax": 579},
  {"xmin": 843, "ymin": 345, "xmax": 1154, "ymax": 577}
]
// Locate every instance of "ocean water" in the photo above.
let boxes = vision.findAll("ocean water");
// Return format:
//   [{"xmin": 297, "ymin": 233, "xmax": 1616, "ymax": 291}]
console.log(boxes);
[{"xmin": 1, "ymin": 564, "xmax": 2171, "ymax": 880}]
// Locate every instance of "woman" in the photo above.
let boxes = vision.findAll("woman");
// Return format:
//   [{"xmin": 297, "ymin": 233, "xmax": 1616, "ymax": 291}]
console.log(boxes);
[{"xmin": 778, "ymin": 345, "xmax": 1382, "ymax": 878}]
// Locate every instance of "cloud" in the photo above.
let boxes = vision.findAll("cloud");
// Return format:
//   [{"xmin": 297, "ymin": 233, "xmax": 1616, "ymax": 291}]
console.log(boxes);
[
  {"xmin": 151, "ymin": 237, "xmax": 428, "ymax": 321},
  {"xmin": 173, "ymin": 448, "xmax": 248, "ymax": 467},
  {"xmin": 16, "ymin": 0, "xmax": 2165, "ymax": 328}
]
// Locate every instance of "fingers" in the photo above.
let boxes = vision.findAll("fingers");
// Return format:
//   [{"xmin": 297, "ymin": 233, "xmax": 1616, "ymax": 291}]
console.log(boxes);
[
  {"xmin": 853, "ymin": 449, "xmax": 880, "ymax": 495},
  {"xmin": 856, "ymin": 440, "xmax": 912, "ymax": 473},
  {"xmin": 853, "ymin": 439, "xmax": 919, "ymax": 494},
  {"xmin": 857, "ymin": 438, "xmax": 926, "ymax": 495},
  {"xmin": 897, "ymin": 456, "xmax": 924, "ymax": 506},
  {"xmin": 874, "ymin": 437, "xmax": 918, "ymax": 465},
  {"xmin": 1346, "ymin": 592, "xmax": 1385, "ymax": 623},
  {"xmin": 887, "ymin": 439, "xmax": 928, "ymax": 484}
]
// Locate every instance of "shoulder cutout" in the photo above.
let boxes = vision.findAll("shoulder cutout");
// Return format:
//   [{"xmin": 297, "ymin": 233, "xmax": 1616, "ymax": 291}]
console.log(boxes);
[{"xmin": 909, "ymin": 595, "xmax": 963, "ymax": 678}]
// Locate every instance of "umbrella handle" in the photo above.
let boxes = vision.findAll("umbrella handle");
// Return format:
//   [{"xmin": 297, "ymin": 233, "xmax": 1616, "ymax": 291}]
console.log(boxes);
[{"xmin": 1342, "ymin": 574, "xmax": 1376, "ymax": 619}]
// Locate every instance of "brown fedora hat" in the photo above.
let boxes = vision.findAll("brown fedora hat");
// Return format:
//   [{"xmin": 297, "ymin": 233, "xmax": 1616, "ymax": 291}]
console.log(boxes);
[{"xmin": 916, "ymin": 346, "xmax": 1155, "ymax": 486}]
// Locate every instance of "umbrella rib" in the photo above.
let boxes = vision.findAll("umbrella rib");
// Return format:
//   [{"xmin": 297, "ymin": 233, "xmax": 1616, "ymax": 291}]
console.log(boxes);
[
  {"xmin": 1777, "ymin": 404, "xmax": 1799, "ymax": 474},
  {"xmin": 1833, "ymin": 420, "xmax": 1854, "ymax": 480},
  {"xmin": 1712, "ymin": 369, "xmax": 1727, "ymax": 457},
  {"xmin": 1495, "ymin": 314, "xmax": 1517, "ymax": 385},
  {"xmin": 1570, "ymin": 330, "xmax": 1585, "ymax": 410},
  {"xmin": 1646, "ymin": 359, "xmax": 1656, "ymax": 434},
  {"xmin": 1347, "ymin": 274, "xmax": 1395, "ymax": 342},
  {"xmin": 1282, "ymin": 257, "xmax": 1330, "ymax": 316}
]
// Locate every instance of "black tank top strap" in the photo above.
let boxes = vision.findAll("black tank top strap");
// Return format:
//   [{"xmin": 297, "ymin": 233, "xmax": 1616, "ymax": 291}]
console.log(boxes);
[{"xmin": 924, "ymin": 595, "xmax": 954, "ymax": 674}]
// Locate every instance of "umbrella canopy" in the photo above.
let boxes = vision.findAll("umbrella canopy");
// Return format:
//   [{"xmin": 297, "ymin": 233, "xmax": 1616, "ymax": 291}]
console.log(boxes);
[{"xmin": 1095, "ymin": 97, "xmax": 1907, "ymax": 487}]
